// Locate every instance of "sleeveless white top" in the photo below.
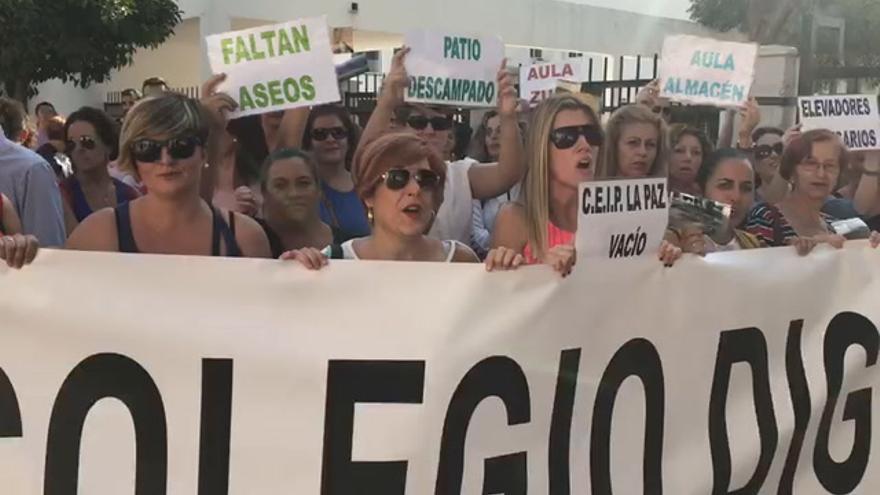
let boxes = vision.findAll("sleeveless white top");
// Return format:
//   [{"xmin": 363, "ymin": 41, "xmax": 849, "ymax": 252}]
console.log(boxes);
[
  {"xmin": 338, "ymin": 239, "xmax": 470, "ymax": 262},
  {"xmin": 428, "ymin": 158, "xmax": 475, "ymax": 245}
]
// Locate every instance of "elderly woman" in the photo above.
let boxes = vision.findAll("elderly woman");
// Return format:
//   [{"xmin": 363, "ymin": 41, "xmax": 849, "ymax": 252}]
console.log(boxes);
[
  {"xmin": 65, "ymin": 93, "xmax": 270, "ymax": 258},
  {"xmin": 283, "ymin": 131, "xmax": 479, "ymax": 267}
]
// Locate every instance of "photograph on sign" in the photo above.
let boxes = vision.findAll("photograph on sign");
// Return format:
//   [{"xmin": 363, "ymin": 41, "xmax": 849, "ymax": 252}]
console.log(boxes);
[
  {"xmin": 658, "ymin": 35, "xmax": 757, "ymax": 108},
  {"xmin": 577, "ymin": 178, "xmax": 670, "ymax": 260},
  {"xmin": 403, "ymin": 30, "xmax": 504, "ymax": 107},
  {"xmin": 798, "ymin": 94, "xmax": 880, "ymax": 151},
  {"xmin": 206, "ymin": 16, "xmax": 340, "ymax": 118},
  {"xmin": 520, "ymin": 60, "xmax": 588, "ymax": 107}
]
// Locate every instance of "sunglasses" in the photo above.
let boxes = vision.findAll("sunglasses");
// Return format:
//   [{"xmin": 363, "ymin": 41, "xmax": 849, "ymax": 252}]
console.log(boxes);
[
  {"xmin": 65, "ymin": 136, "xmax": 97, "ymax": 154},
  {"xmin": 130, "ymin": 136, "xmax": 203, "ymax": 163},
  {"xmin": 406, "ymin": 115, "xmax": 453, "ymax": 131},
  {"xmin": 380, "ymin": 169, "xmax": 441, "ymax": 191},
  {"xmin": 549, "ymin": 125, "xmax": 604, "ymax": 149},
  {"xmin": 311, "ymin": 127, "xmax": 348, "ymax": 141},
  {"xmin": 754, "ymin": 143, "xmax": 784, "ymax": 159}
]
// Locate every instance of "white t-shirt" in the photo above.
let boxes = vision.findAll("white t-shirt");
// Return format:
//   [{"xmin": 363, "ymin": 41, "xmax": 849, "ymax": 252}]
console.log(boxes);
[{"xmin": 429, "ymin": 158, "xmax": 475, "ymax": 245}]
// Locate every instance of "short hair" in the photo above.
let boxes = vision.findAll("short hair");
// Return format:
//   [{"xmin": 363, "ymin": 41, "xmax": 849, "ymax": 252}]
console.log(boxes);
[
  {"xmin": 780, "ymin": 129, "xmax": 848, "ymax": 181},
  {"xmin": 118, "ymin": 93, "xmax": 211, "ymax": 178},
  {"xmin": 260, "ymin": 148, "xmax": 320, "ymax": 191},
  {"xmin": 697, "ymin": 148, "xmax": 753, "ymax": 192},
  {"xmin": 599, "ymin": 104, "xmax": 668, "ymax": 178},
  {"xmin": 65, "ymin": 106, "xmax": 120, "ymax": 160},
  {"xmin": 302, "ymin": 105, "xmax": 359, "ymax": 167},
  {"xmin": 353, "ymin": 131, "xmax": 447, "ymax": 208},
  {"xmin": 668, "ymin": 124, "xmax": 714, "ymax": 160},
  {"xmin": 142, "ymin": 77, "xmax": 169, "ymax": 91},
  {"xmin": 35, "ymin": 101, "xmax": 56, "ymax": 114},
  {"xmin": 121, "ymin": 88, "xmax": 142, "ymax": 100},
  {"xmin": 0, "ymin": 97, "xmax": 26, "ymax": 140},
  {"xmin": 752, "ymin": 126, "xmax": 784, "ymax": 143},
  {"xmin": 45, "ymin": 116, "xmax": 66, "ymax": 141}
]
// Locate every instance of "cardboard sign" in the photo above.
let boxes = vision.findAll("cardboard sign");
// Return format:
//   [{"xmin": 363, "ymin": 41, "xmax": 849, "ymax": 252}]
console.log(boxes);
[
  {"xmin": 659, "ymin": 35, "xmax": 757, "ymax": 107},
  {"xmin": 577, "ymin": 178, "xmax": 669, "ymax": 259},
  {"xmin": 520, "ymin": 61, "xmax": 587, "ymax": 106},
  {"xmin": 799, "ymin": 94, "xmax": 880, "ymax": 150},
  {"xmin": 403, "ymin": 30, "xmax": 504, "ymax": 107},
  {"xmin": 206, "ymin": 17, "xmax": 340, "ymax": 118}
]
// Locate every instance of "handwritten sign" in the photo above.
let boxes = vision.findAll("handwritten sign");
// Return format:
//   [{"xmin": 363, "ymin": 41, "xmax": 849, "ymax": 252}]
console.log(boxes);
[
  {"xmin": 577, "ymin": 178, "xmax": 669, "ymax": 260},
  {"xmin": 659, "ymin": 35, "xmax": 757, "ymax": 107},
  {"xmin": 520, "ymin": 61, "xmax": 587, "ymax": 107},
  {"xmin": 206, "ymin": 17, "xmax": 340, "ymax": 118},
  {"xmin": 404, "ymin": 30, "xmax": 504, "ymax": 107},
  {"xmin": 799, "ymin": 94, "xmax": 880, "ymax": 151}
]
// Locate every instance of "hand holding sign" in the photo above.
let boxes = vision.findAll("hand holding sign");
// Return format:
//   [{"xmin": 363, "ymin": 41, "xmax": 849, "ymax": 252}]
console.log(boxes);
[
  {"xmin": 200, "ymin": 73, "xmax": 238, "ymax": 129},
  {"xmin": 543, "ymin": 244, "xmax": 577, "ymax": 277},
  {"xmin": 497, "ymin": 59, "xmax": 518, "ymax": 118},
  {"xmin": 381, "ymin": 47, "xmax": 411, "ymax": 106}
]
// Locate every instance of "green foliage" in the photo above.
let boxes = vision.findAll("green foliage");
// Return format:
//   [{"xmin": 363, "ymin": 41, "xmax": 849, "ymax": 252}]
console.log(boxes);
[
  {"xmin": 687, "ymin": 0, "xmax": 749, "ymax": 32},
  {"xmin": 0, "ymin": 0, "xmax": 181, "ymax": 101}
]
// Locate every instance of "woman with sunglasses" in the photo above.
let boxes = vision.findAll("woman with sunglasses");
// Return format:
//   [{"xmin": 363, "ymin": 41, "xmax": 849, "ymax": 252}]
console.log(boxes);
[
  {"xmin": 65, "ymin": 93, "xmax": 271, "ymax": 258},
  {"xmin": 0, "ymin": 193, "xmax": 39, "ymax": 268},
  {"xmin": 59, "ymin": 107, "xmax": 140, "ymax": 235},
  {"xmin": 258, "ymin": 148, "xmax": 353, "ymax": 258},
  {"xmin": 299, "ymin": 105, "xmax": 371, "ymax": 238},
  {"xmin": 491, "ymin": 95, "xmax": 682, "ymax": 273},
  {"xmin": 668, "ymin": 124, "xmax": 712, "ymax": 195},
  {"xmin": 744, "ymin": 129, "xmax": 847, "ymax": 252},
  {"xmin": 747, "ymin": 127, "xmax": 789, "ymax": 203},
  {"xmin": 283, "ymin": 132, "xmax": 479, "ymax": 267},
  {"xmin": 358, "ymin": 48, "xmax": 525, "ymax": 247},
  {"xmin": 598, "ymin": 104, "xmax": 668, "ymax": 179}
]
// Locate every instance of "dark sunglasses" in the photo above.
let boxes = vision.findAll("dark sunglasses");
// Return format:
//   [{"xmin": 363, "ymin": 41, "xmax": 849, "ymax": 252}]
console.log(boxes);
[
  {"xmin": 380, "ymin": 169, "xmax": 441, "ymax": 191},
  {"xmin": 549, "ymin": 125, "xmax": 604, "ymax": 149},
  {"xmin": 310, "ymin": 127, "xmax": 348, "ymax": 141},
  {"xmin": 65, "ymin": 136, "xmax": 97, "ymax": 154},
  {"xmin": 406, "ymin": 115, "xmax": 453, "ymax": 131},
  {"xmin": 129, "ymin": 136, "xmax": 203, "ymax": 163},
  {"xmin": 754, "ymin": 143, "xmax": 784, "ymax": 159}
]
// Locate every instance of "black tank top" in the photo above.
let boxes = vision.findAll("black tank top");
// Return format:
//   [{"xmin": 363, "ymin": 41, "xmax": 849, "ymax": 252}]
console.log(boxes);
[{"xmin": 114, "ymin": 202, "xmax": 243, "ymax": 257}]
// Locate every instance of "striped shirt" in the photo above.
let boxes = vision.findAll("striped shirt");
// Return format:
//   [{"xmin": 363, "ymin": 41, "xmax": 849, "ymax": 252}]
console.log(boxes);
[{"xmin": 744, "ymin": 203, "xmax": 836, "ymax": 247}]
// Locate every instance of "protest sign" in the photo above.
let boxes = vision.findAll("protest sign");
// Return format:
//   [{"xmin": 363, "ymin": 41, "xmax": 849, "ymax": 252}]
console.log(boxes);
[
  {"xmin": 520, "ymin": 60, "xmax": 587, "ymax": 106},
  {"xmin": 2, "ymin": 247, "xmax": 880, "ymax": 493},
  {"xmin": 577, "ymin": 178, "xmax": 669, "ymax": 259},
  {"xmin": 659, "ymin": 35, "xmax": 757, "ymax": 107},
  {"xmin": 799, "ymin": 94, "xmax": 880, "ymax": 150},
  {"xmin": 206, "ymin": 17, "xmax": 340, "ymax": 118},
  {"xmin": 403, "ymin": 30, "xmax": 504, "ymax": 107}
]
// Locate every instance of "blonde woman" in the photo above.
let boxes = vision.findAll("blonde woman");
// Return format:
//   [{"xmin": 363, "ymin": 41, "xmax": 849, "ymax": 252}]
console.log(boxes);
[
  {"xmin": 66, "ymin": 93, "xmax": 270, "ymax": 258},
  {"xmin": 489, "ymin": 95, "xmax": 681, "ymax": 275},
  {"xmin": 598, "ymin": 104, "xmax": 668, "ymax": 179}
]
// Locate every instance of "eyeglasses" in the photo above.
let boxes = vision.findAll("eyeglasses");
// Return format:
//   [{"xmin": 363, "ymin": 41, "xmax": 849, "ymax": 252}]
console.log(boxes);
[
  {"xmin": 310, "ymin": 127, "xmax": 348, "ymax": 141},
  {"xmin": 380, "ymin": 169, "xmax": 441, "ymax": 191},
  {"xmin": 799, "ymin": 158, "xmax": 840, "ymax": 174},
  {"xmin": 549, "ymin": 125, "xmax": 604, "ymax": 149},
  {"xmin": 754, "ymin": 143, "xmax": 784, "ymax": 159},
  {"xmin": 406, "ymin": 115, "xmax": 453, "ymax": 131},
  {"xmin": 129, "ymin": 135, "xmax": 202, "ymax": 163},
  {"xmin": 65, "ymin": 136, "xmax": 97, "ymax": 154}
]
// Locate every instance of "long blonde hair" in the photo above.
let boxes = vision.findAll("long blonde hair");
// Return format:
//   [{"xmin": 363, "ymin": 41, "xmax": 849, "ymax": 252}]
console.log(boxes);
[
  {"xmin": 598, "ymin": 104, "xmax": 667, "ymax": 179},
  {"xmin": 521, "ymin": 94, "xmax": 599, "ymax": 260}
]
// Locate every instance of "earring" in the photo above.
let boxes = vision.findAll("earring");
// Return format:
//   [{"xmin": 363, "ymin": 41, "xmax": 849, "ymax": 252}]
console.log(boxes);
[{"xmin": 367, "ymin": 207, "xmax": 374, "ymax": 224}]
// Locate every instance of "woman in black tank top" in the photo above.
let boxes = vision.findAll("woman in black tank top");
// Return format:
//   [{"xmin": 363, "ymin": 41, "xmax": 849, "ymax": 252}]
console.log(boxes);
[{"xmin": 65, "ymin": 92, "xmax": 271, "ymax": 258}]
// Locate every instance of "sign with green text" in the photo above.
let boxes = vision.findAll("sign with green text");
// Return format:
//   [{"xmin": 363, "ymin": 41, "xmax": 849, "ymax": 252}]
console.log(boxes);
[
  {"xmin": 658, "ymin": 35, "xmax": 757, "ymax": 108},
  {"xmin": 403, "ymin": 30, "xmax": 504, "ymax": 107},
  {"xmin": 206, "ymin": 17, "xmax": 340, "ymax": 118}
]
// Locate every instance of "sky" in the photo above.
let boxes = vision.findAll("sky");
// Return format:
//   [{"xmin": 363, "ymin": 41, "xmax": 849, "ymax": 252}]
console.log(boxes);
[{"xmin": 566, "ymin": 0, "xmax": 693, "ymax": 20}]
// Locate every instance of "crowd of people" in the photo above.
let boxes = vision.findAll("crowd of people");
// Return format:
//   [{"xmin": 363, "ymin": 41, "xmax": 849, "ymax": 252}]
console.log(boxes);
[{"xmin": 2, "ymin": 48, "xmax": 880, "ymax": 273}]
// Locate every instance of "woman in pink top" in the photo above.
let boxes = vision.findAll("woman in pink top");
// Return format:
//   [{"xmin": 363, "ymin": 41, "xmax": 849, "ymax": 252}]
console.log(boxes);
[{"xmin": 487, "ymin": 95, "xmax": 681, "ymax": 276}]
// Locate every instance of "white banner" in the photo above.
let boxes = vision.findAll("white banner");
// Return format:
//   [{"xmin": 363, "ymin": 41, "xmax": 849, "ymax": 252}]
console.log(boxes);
[
  {"xmin": 659, "ymin": 35, "xmax": 757, "ymax": 108},
  {"xmin": 206, "ymin": 17, "xmax": 340, "ymax": 118},
  {"xmin": 799, "ymin": 94, "xmax": 880, "ymax": 151},
  {"xmin": 520, "ymin": 61, "xmax": 588, "ymax": 107},
  {"xmin": 404, "ymin": 30, "xmax": 504, "ymax": 107},
  {"xmin": 578, "ymin": 178, "xmax": 669, "ymax": 259},
  {"xmin": 1, "ymin": 247, "xmax": 880, "ymax": 493}
]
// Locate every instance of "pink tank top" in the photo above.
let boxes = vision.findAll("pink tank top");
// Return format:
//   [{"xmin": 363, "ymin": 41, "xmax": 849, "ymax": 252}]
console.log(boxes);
[{"xmin": 523, "ymin": 223, "xmax": 574, "ymax": 264}]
